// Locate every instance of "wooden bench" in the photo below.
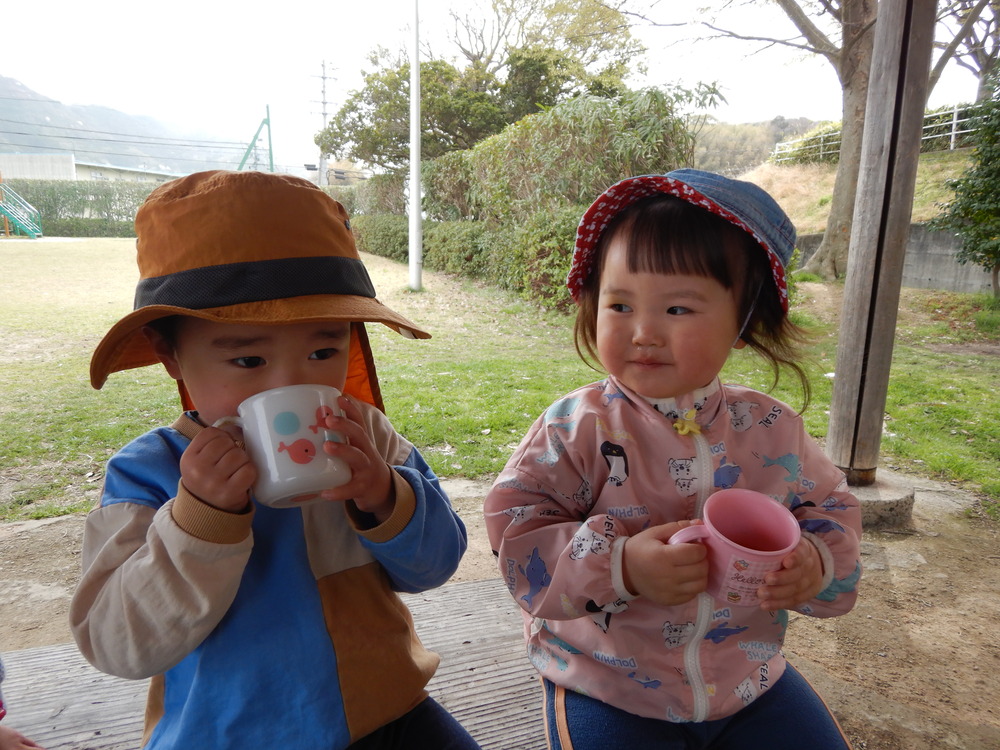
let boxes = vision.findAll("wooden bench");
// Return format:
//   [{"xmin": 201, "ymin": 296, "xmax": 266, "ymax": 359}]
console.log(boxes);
[{"xmin": 2, "ymin": 578, "xmax": 546, "ymax": 749}]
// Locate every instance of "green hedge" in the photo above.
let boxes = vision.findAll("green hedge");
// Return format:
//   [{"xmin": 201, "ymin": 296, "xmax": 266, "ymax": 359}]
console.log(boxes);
[
  {"xmin": 351, "ymin": 214, "xmax": 409, "ymax": 263},
  {"xmin": 42, "ymin": 217, "xmax": 135, "ymax": 238},
  {"xmin": 354, "ymin": 206, "xmax": 584, "ymax": 311},
  {"xmin": 423, "ymin": 220, "xmax": 491, "ymax": 277},
  {"xmin": 5, "ymin": 179, "xmax": 155, "ymax": 225}
]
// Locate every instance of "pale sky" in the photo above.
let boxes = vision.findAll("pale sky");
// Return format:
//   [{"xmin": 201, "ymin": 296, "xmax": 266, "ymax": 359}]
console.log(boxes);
[{"xmin": 1, "ymin": 0, "xmax": 979, "ymax": 177}]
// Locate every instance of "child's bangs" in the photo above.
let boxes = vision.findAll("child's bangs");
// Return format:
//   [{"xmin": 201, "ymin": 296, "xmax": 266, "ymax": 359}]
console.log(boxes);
[{"xmin": 619, "ymin": 196, "xmax": 740, "ymax": 289}]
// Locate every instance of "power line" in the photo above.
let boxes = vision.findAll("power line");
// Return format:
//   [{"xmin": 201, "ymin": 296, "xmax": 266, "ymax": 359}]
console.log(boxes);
[
  {"xmin": 0, "ymin": 130, "xmax": 248, "ymax": 155},
  {"xmin": 0, "ymin": 116, "xmax": 247, "ymax": 147},
  {"xmin": 0, "ymin": 139, "xmax": 251, "ymax": 169}
]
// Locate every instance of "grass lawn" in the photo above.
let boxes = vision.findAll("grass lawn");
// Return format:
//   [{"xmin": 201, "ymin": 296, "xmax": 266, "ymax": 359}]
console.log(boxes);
[{"xmin": 1, "ymin": 238, "xmax": 997, "ymax": 521}]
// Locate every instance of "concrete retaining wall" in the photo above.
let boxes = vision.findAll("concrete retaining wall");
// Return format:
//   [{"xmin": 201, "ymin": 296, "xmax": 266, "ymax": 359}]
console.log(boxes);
[{"xmin": 798, "ymin": 224, "xmax": 994, "ymax": 295}]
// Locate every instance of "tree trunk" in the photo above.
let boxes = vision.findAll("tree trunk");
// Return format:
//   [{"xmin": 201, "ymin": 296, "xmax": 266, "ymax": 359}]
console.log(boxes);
[
  {"xmin": 799, "ymin": 0, "xmax": 877, "ymax": 280},
  {"xmin": 801, "ymin": 86, "xmax": 869, "ymax": 278}
]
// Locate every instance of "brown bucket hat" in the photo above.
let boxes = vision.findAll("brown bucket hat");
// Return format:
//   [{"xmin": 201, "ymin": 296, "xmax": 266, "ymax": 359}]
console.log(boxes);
[{"xmin": 90, "ymin": 170, "xmax": 429, "ymax": 412}]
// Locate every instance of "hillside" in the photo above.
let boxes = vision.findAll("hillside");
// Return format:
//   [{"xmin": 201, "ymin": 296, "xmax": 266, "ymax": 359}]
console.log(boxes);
[
  {"xmin": 741, "ymin": 148, "xmax": 971, "ymax": 235},
  {"xmin": 694, "ymin": 116, "xmax": 821, "ymax": 174},
  {"xmin": 0, "ymin": 76, "xmax": 246, "ymax": 173}
]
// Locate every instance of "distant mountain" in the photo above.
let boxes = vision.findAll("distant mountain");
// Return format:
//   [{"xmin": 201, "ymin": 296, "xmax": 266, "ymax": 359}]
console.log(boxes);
[{"xmin": 0, "ymin": 76, "xmax": 255, "ymax": 174}]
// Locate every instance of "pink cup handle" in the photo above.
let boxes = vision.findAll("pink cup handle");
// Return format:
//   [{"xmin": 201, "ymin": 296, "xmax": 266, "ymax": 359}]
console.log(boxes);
[{"xmin": 668, "ymin": 524, "xmax": 710, "ymax": 545}]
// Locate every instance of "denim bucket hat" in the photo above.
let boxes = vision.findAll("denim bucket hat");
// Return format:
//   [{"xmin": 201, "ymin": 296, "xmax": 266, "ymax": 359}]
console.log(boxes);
[{"xmin": 567, "ymin": 169, "xmax": 797, "ymax": 310}]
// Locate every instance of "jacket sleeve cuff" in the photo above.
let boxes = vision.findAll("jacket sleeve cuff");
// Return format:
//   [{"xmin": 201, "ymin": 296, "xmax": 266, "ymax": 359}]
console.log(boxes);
[
  {"xmin": 347, "ymin": 468, "xmax": 416, "ymax": 544},
  {"xmin": 611, "ymin": 536, "xmax": 639, "ymax": 601},
  {"xmin": 171, "ymin": 483, "xmax": 254, "ymax": 544},
  {"xmin": 803, "ymin": 531, "xmax": 836, "ymax": 593}
]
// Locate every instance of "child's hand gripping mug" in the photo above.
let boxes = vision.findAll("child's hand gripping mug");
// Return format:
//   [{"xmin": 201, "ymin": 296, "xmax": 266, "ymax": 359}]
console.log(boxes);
[
  {"xmin": 214, "ymin": 384, "xmax": 352, "ymax": 508},
  {"xmin": 669, "ymin": 488, "xmax": 801, "ymax": 607}
]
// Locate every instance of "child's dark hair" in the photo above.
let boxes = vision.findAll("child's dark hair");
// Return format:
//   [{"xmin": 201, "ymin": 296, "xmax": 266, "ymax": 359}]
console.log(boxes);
[
  {"xmin": 573, "ymin": 194, "xmax": 812, "ymax": 407},
  {"xmin": 144, "ymin": 315, "xmax": 184, "ymax": 349}
]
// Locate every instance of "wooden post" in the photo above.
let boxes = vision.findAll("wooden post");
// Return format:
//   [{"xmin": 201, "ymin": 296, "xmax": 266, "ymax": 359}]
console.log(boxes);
[{"xmin": 826, "ymin": 0, "xmax": 937, "ymax": 485}]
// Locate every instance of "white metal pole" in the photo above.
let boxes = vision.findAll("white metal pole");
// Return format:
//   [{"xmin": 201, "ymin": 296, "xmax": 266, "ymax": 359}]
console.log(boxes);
[{"xmin": 408, "ymin": 0, "xmax": 423, "ymax": 291}]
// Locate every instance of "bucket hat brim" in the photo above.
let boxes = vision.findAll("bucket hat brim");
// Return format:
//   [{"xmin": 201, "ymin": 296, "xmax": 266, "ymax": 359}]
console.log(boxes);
[
  {"xmin": 90, "ymin": 295, "xmax": 428, "ymax": 390},
  {"xmin": 567, "ymin": 169, "xmax": 796, "ymax": 311}
]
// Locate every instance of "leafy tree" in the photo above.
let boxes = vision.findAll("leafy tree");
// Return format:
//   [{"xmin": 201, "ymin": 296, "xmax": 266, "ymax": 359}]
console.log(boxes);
[
  {"xmin": 500, "ymin": 46, "xmax": 578, "ymax": 121},
  {"xmin": 319, "ymin": 0, "xmax": 645, "ymax": 173},
  {"xmin": 930, "ymin": 73, "xmax": 1000, "ymax": 297},
  {"xmin": 316, "ymin": 53, "xmax": 506, "ymax": 173},
  {"xmin": 451, "ymin": 0, "xmax": 644, "ymax": 91}
]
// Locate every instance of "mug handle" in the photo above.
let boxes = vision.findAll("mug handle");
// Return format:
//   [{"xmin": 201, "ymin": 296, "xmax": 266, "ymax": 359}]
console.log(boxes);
[
  {"xmin": 212, "ymin": 416, "xmax": 242, "ymax": 429},
  {"xmin": 668, "ymin": 524, "xmax": 710, "ymax": 545}
]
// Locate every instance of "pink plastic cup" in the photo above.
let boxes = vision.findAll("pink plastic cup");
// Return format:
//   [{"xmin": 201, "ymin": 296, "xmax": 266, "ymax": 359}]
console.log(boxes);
[{"xmin": 669, "ymin": 489, "xmax": 801, "ymax": 607}]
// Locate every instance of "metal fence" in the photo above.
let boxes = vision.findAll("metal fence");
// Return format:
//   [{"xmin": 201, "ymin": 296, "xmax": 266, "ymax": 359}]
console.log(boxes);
[{"xmin": 771, "ymin": 104, "xmax": 977, "ymax": 163}]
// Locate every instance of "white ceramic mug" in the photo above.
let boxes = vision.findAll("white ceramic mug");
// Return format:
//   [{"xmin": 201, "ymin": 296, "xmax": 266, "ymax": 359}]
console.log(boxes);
[
  {"xmin": 668, "ymin": 489, "xmax": 802, "ymax": 607},
  {"xmin": 215, "ymin": 384, "xmax": 351, "ymax": 508}
]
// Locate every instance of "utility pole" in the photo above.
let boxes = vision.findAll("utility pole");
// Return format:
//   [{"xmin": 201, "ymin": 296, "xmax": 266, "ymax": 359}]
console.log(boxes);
[
  {"xmin": 408, "ymin": 0, "xmax": 423, "ymax": 291},
  {"xmin": 316, "ymin": 61, "xmax": 333, "ymax": 187}
]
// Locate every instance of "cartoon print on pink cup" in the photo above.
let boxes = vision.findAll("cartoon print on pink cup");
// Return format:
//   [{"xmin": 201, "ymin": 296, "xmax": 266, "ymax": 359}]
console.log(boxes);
[{"xmin": 668, "ymin": 488, "xmax": 801, "ymax": 607}]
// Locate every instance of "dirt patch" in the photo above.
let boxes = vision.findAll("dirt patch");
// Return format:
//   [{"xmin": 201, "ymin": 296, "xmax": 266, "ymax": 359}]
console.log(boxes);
[{"xmin": 2, "ymin": 475, "xmax": 998, "ymax": 749}]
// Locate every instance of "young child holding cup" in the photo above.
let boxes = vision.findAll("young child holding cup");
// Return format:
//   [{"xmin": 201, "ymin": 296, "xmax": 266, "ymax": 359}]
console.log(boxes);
[
  {"xmin": 70, "ymin": 171, "xmax": 480, "ymax": 749},
  {"xmin": 484, "ymin": 170, "xmax": 862, "ymax": 749}
]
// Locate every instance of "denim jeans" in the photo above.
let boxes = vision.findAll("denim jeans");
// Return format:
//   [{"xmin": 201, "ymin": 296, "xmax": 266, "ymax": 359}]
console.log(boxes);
[
  {"xmin": 349, "ymin": 696, "xmax": 481, "ymax": 750},
  {"xmin": 543, "ymin": 663, "xmax": 851, "ymax": 750}
]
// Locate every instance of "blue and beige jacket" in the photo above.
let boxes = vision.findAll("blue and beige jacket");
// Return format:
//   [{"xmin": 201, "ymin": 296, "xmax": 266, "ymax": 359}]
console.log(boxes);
[{"xmin": 70, "ymin": 399, "xmax": 467, "ymax": 748}]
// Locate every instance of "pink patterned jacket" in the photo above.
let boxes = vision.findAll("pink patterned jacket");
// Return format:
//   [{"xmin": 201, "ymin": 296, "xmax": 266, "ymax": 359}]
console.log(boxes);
[{"xmin": 484, "ymin": 375, "xmax": 862, "ymax": 722}]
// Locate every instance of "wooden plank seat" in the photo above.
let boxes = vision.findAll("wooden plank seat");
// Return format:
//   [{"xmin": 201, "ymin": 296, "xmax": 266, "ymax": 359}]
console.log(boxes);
[{"xmin": 2, "ymin": 578, "xmax": 546, "ymax": 750}]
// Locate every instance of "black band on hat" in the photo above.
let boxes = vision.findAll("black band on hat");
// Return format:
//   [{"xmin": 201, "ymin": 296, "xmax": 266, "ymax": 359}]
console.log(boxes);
[{"xmin": 134, "ymin": 256, "xmax": 377, "ymax": 310}]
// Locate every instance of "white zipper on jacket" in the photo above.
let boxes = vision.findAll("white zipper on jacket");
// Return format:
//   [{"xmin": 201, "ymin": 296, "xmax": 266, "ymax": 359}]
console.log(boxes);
[{"xmin": 683, "ymin": 429, "xmax": 715, "ymax": 722}]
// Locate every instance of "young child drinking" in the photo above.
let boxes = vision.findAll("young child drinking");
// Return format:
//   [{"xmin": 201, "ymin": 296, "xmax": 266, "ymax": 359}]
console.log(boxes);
[
  {"xmin": 70, "ymin": 170, "xmax": 480, "ymax": 749},
  {"xmin": 484, "ymin": 170, "xmax": 862, "ymax": 749}
]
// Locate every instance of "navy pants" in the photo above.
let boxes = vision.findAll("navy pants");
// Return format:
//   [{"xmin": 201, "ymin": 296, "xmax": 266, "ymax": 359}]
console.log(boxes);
[
  {"xmin": 543, "ymin": 663, "xmax": 851, "ymax": 750},
  {"xmin": 349, "ymin": 696, "xmax": 481, "ymax": 750}
]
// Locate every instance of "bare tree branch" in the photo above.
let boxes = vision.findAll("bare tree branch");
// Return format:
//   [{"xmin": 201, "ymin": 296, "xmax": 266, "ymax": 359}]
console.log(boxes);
[
  {"xmin": 772, "ymin": 0, "xmax": 839, "ymax": 59},
  {"xmin": 699, "ymin": 22, "xmax": 825, "ymax": 56},
  {"xmin": 929, "ymin": 0, "xmax": 992, "ymax": 96}
]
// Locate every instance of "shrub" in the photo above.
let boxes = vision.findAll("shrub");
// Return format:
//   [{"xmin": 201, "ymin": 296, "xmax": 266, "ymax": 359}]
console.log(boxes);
[
  {"xmin": 423, "ymin": 220, "xmax": 490, "ymax": 277},
  {"xmin": 321, "ymin": 185, "xmax": 358, "ymax": 216},
  {"xmin": 930, "ymin": 74, "xmax": 1000, "ymax": 297},
  {"xmin": 423, "ymin": 152, "xmax": 475, "ymax": 221},
  {"xmin": 5, "ymin": 179, "xmax": 155, "ymax": 225},
  {"xmin": 354, "ymin": 173, "xmax": 405, "ymax": 215},
  {"xmin": 493, "ymin": 204, "xmax": 585, "ymax": 311},
  {"xmin": 350, "ymin": 214, "xmax": 408, "ymax": 262},
  {"xmin": 425, "ymin": 89, "xmax": 697, "ymax": 225},
  {"xmin": 43, "ymin": 217, "xmax": 134, "ymax": 238}
]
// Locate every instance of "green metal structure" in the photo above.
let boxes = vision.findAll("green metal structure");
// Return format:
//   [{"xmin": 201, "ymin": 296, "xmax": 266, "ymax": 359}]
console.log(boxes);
[
  {"xmin": 238, "ymin": 105, "xmax": 275, "ymax": 172},
  {"xmin": 0, "ymin": 182, "xmax": 43, "ymax": 238}
]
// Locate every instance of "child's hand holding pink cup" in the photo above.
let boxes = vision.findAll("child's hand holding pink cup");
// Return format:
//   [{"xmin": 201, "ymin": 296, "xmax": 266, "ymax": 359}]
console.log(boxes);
[{"xmin": 668, "ymin": 489, "xmax": 802, "ymax": 608}]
